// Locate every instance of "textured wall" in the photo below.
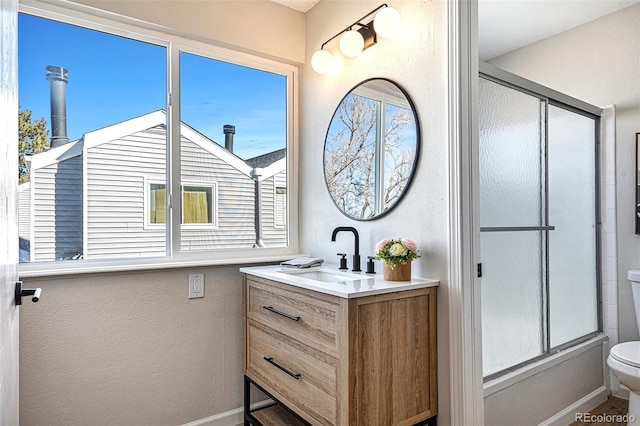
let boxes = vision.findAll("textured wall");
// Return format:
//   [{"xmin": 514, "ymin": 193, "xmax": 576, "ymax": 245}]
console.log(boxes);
[
  {"xmin": 20, "ymin": 265, "xmax": 250, "ymax": 425},
  {"xmin": 300, "ymin": 1, "xmax": 451, "ymax": 423},
  {"xmin": 489, "ymin": 4, "xmax": 640, "ymax": 342},
  {"xmin": 71, "ymin": 0, "xmax": 305, "ymax": 63}
]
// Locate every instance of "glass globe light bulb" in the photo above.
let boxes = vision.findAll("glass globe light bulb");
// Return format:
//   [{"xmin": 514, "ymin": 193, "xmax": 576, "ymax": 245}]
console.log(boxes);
[
  {"xmin": 374, "ymin": 7, "xmax": 401, "ymax": 39},
  {"xmin": 311, "ymin": 49, "xmax": 334, "ymax": 74},
  {"xmin": 339, "ymin": 30, "xmax": 364, "ymax": 58}
]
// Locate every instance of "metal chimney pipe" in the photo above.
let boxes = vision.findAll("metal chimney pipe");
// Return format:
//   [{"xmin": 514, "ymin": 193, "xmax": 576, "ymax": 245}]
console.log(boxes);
[
  {"xmin": 223, "ymin": 124, "xmax": 235, "ymax": 152},
  {"xmin": 46, "ymin": 65, "xmax": 69, "ymax": 148}
]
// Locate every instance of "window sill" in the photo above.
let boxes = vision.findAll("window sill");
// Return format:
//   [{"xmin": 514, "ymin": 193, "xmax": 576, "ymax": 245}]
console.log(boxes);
[{"xmin": 18, "ymin": 252, "xmax": 309, "ymax": 279}]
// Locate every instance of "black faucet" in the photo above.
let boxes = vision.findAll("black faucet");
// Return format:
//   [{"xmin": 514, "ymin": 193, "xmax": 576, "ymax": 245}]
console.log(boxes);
[{"xmin": 331, "ymin": 226, "xmax": 361, "ymax": 272}]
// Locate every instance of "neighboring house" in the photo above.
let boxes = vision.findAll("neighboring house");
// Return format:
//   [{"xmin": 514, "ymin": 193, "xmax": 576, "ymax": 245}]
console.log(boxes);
[
  {"xmin": 19, "ymin": 110, "xmax": 287, "ymax": 262},
  {"xmin": 22, "ymin": 140, "xmax": 83, "ymax": 262},
  {"xmin": 18, "ymin": 183, "xmax": 32, "ymax": 263}
]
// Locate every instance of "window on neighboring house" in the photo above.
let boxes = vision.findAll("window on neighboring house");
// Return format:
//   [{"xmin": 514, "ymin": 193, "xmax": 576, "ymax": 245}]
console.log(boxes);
[
  {"xmin": 18, "ymin": 5, "xmax": 295, "ymax": 269},
  {"xmin": 149, "ymin": 183, "xmax": 166, "ymax": 224},
  {"xmin": 275, "ymin": 186, "xmax": 286, "ymax": 227},
  {"xmin": 182, "ymin": 185, "xmax": 216, "ymax": 226},
  {"xmin": 147, "ymin": 183, "xmax": 217, "ymax": 226}
]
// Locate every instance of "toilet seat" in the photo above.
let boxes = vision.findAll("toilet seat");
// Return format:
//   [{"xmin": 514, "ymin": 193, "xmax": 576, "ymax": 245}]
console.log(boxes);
[{"xmin": 610, "ymin": 341, "xmax": 640, "ymax": 368}]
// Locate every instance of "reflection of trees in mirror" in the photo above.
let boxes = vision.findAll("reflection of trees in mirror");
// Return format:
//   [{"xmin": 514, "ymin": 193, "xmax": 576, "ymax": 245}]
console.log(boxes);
[
  {"xmin": 325, "ymin": 94, "xmax": 377, "ymax": 218},
  {"xmin": 324, "ymin": 92, "xmax": 415, "ymax": 219},
  {"xmin": 383, "ymin": 104, "xmax": 415, "ymax": 211}
]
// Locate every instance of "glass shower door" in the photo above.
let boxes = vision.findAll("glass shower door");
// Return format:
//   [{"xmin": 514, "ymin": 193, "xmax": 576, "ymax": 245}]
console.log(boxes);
[
  {"xmin": 479, "ymin": 78, "xmax": 547, "ymax": 377},
  {"xmin": 547, "ymin": 105, "xmax": 598, "ymax": 347},
  {"xmin": 479, "ymin": 77, "xmax": 599, "ymax": 379}
]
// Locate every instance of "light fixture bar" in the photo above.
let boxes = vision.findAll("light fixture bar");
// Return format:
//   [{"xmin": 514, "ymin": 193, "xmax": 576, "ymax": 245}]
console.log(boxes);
[
  {"xmin": 319, "ymin": 3, "xmax": 388, "ymax": 51},
  {"xmin": 311, "ymin": 3, "xmax": 401, "ymax": 74}
]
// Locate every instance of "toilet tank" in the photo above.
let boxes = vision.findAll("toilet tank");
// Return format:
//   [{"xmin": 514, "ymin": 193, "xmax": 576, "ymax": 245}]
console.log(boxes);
[{"xmin": 629, "ymin": 270, "xmax": 640, "ymax": 329}]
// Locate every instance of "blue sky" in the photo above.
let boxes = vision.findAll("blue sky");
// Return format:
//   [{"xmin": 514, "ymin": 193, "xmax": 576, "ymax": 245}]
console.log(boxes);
[{"xmin": 18, "ymin": 13, "xmax": 286, "ymax": 160}]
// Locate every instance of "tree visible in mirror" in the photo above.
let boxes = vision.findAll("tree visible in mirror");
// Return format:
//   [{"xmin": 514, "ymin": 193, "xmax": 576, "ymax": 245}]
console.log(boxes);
[
  {"xmin": 382, "ymin": 103, "xmax": 415, "ymax": 211},
  {"xmin": 325, "ymin": 94, "xmax": 376, "ymax": 218},
  {"xmin": 325, "ymin": 93, "xmax": 415, "ymax": 219}
]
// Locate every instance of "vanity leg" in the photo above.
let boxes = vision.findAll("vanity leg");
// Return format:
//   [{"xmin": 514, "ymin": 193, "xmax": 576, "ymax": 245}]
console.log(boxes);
[{"xmin": 244, "ymin": 376, "xmax": 251, "ymax": 426}]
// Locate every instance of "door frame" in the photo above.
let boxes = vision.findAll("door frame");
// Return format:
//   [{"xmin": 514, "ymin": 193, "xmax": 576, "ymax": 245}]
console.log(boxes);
[
  {"xmin": 0, "ymin": 0, "xmax": 21, "ymax": 423},
  {"xmin": 447, "ymin": 0, "xmax": 484, "ymax": 424},
  {"xmin": 447, "ymin": 0, "xmax": 606, "ymax": 421}
]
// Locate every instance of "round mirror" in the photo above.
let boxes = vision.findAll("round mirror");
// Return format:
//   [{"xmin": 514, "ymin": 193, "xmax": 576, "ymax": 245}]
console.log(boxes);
[{"xmin": 323, "ymin": 78, "xmax": 420, "ymax": 220}]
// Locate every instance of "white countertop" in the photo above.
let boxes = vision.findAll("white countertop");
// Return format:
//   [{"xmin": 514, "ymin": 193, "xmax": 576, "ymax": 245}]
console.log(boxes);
[{"xmin": 239, "ymin": 264, "xmax": 439, "ymax": 298}]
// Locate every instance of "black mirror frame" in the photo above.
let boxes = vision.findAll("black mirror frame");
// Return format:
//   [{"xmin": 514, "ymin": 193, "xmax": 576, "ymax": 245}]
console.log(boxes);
[{"xmin": 322, "ymin": 78, "xmax": 421, "ymax": 221}]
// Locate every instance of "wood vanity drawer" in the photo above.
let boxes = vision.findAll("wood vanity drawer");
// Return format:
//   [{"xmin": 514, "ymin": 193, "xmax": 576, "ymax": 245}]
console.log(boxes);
[
  {"xmin": 247, "ymin": 278, "xmax": 340, "ymax": 356},
  {"xmin": 246, "ymin": 320, "xmax": 337, "ymax": 426}
]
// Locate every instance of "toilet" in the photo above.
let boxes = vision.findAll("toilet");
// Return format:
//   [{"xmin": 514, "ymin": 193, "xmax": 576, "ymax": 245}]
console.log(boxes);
[{"xmin": 608, "ymin": 269, "xmax": 640, "ymax": 422}]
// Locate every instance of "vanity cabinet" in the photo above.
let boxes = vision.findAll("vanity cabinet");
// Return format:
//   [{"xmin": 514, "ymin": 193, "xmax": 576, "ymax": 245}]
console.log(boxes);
[{"xmin": 242, "ymin": 273, "xmax": 437, "ymax": 425}]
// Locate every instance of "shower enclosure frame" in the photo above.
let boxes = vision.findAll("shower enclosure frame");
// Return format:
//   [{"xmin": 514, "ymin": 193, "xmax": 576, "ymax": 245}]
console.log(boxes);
[{"xmin": 479, "ymin": 62, "xmax": 603, "ymax": 381}]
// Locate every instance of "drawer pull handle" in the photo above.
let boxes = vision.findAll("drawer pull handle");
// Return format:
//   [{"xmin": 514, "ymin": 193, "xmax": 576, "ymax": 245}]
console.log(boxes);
[
  {"xmin": 263, "ymin": 357, "xmax": 301, "ymax": 380},
  {"xmin": 262, "ymin": 306, "xmax": 301, "ymax": 322}
]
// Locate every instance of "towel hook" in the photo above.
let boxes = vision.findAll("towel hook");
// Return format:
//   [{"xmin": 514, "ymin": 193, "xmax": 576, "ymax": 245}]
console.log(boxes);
[{"xmin": 15, "ymin": 281, "xmax": 42, "ymax": 305}]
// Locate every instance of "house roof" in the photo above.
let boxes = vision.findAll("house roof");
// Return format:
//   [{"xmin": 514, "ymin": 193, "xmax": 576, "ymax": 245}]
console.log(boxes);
[
  {"xmin": 28, "ymin": 110, "xmax": 287, "ymax": 180},
  {"xmin": 246, "ymin": 148, "xmax": 286, "ymax": 168},
  {"xmin": 28, "ymin": 137, "xmax": 83, "ymax": 170}
]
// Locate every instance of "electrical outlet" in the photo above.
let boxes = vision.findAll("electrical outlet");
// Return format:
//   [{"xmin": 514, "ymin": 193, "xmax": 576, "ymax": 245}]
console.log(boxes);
[{"xmin": 188, "ymin": 274, "xmax": 204, "ymax": 298}]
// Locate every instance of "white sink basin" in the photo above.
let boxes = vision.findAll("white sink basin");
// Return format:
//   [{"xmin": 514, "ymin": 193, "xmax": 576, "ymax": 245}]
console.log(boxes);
[
  {"xmin": 280, "ymin": 267, "xmax": 368, "ymax": 283},
  {"xmin": 240, "ymin": 265, "xmax": 439, "ymax": 298}
]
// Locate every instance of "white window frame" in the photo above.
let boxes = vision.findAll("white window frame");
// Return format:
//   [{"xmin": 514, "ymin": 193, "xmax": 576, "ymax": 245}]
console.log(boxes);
[
  {"xmin": 169, "ymin": 42, "xmax": 297, "ymax": 263},
  {"xmin": 18, "ymin": 0, "xmax": 299, "ymax": 277}
]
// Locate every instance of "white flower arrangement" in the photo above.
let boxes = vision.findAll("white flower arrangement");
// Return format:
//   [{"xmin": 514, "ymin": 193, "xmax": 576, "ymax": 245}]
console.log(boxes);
[{"xmin": 375, "ymin": 238, "xmax": 420, "ymax": 269}]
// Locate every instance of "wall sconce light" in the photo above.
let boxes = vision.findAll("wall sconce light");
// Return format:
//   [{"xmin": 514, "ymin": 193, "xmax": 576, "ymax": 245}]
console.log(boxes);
[{"xmin": 311, "ymin": 3, "xmax": 401, "ymax": 74}]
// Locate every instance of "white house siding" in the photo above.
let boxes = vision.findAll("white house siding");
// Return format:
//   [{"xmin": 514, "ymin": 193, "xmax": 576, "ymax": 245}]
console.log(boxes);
[
  {"xmin": 260, "ymin": 171, "xmax": 287, "ymax": 247},
  {"xmin": 32, "ymin": 155, "xmax": 83, "ymax": 261},
  {"xmin": 25, "ymin": 114, "xmax": 286, "ymax": 260},
  {"xmin": 18, "ymin": 184, "xmax": 30, "ymax": 241},
  {"xmin": 85, "ymin": 126, "xmax": 166, "ymax": 259},
  {"xmin": 180, "ymin": 137, "xmax": 256, "ymax": 251}
]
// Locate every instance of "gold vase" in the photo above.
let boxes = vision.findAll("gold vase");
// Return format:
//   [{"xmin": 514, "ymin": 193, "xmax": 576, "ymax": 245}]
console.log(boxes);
[{"xmin": 383, "ymin": 261, "xmax": 411, "ymax": 281}]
